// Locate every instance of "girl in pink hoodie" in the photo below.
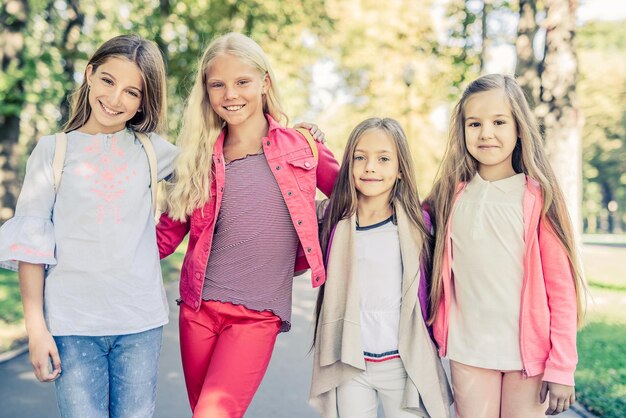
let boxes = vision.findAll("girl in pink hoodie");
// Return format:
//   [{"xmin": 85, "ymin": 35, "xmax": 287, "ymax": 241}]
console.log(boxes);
[{"xmin": 426, "ymin": 74, "xmax": 586, "ymax": 418}]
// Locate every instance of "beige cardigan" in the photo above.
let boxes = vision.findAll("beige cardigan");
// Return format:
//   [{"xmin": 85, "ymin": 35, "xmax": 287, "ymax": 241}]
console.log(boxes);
[{"xmin": 309, "ymin": 203, "xmax": 452, "ymax": 418}]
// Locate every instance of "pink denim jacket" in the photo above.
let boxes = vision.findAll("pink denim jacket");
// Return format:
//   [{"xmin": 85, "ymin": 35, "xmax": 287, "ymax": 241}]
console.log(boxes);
[
  {"xmin": 433, "ymin": 176, "xmax": 578, "ymax": 385},
  {"xmin": 157, "ymin": 115, "xmax": 339, "ymax": 311}
]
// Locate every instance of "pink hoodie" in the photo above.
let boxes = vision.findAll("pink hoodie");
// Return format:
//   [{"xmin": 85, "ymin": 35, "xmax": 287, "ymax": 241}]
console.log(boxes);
[{"xmin": 433, "ymin": 176, "xmax": 578, "ymax": 386}]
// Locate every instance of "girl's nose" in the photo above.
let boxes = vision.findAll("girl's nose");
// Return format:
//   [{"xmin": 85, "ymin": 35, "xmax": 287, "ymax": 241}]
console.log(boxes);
[
  {"xmin": 480, "ymin": 125, "xmax": 494, "ymax": 139},
  {"xmin": 110, "ymin": 89, "xmax": 123, "ymax": 106},
  {"xmin": 225, "ymin": 85, "xmax": 238, "ymax": 99}
]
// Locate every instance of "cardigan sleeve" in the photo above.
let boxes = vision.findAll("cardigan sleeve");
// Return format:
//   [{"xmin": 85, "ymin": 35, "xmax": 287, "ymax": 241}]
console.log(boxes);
[{"xmin": 538, "ymin": 217, "xmax": 578, "ymax": 386}]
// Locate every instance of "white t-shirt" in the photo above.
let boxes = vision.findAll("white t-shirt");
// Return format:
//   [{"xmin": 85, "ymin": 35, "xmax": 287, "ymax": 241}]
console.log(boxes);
[
  {"xmin": 356, "ymin": 216, "xmax": 403, "ymax": 362},
  {"xmin": 448, "ymin": 173, "xmax": 526, "ymax": 370},
  {"xmin": 0, "ymin": 128, "xmax": 178, "ymax": 336}
]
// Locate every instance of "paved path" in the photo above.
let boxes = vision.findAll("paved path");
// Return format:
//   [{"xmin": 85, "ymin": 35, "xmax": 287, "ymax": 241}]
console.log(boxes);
[{"xmin": 1, "ymin": 241, "xmax": 613, "ymax": 417}]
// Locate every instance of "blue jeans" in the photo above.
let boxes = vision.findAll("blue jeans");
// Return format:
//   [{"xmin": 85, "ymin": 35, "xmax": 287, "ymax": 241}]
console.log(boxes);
[{"xmin": 53, "ymin": 326, "xmax": 163, "ymax": 418}]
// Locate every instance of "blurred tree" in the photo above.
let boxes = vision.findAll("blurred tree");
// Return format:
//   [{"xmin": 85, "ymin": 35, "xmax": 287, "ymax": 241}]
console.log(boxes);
[
  {"xmin": 515, "ymin": 0, "xmax": 582, "ymax": 234},
  {"xmin": 0, "ymin": 0, "xmax": 29, "ymax": 219},
  {"xmin": 578, "ymin": 21, "xmax": 626, "ymax": 233},
  {"xmin": 318, "ymin": 0, "xmax": 453, "ymax": 190}
]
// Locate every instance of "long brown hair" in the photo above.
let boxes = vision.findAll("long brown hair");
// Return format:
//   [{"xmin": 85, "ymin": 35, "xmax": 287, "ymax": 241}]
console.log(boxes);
[
  {"xmin": 426, "ymin": 74, "xmax": 586, "ymax": 326},
  {"xmin": 64, "ymin": 34, "xmax": 167, "ymax": 134},
  {"xmin": 313, "ymin": 117, "xmax": 432, "ymax": 344}
]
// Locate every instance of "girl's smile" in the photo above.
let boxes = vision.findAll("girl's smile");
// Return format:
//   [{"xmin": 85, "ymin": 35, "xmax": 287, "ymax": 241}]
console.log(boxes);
[
  {"xmin": 206, "ymin": 53, "xmax": 269, "ymax": 128},
  {"xmin": 82, "ymin": 57, "xmax": 144, "ymax": 134}
]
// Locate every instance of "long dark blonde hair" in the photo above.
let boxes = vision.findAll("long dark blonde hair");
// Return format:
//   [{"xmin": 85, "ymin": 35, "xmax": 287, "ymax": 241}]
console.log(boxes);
[
  {"xmin": 165, "ymin": 32, "xmax": 288, "ymax": 221},
  {"xmin": 314, "ymin": 117, "xmax": 432, "ymax": 343},
  {"xmin": 63, "ymin": 34, "xmax": 167, "ymax": 134},
  {"xmin": 426, "ymin": 74, "xmax": 586, "ymax": 326}
]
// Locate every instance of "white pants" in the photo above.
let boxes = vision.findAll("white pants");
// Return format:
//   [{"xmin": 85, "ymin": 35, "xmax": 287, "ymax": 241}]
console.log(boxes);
[{"xmin": 337, "ymin": 358, "xmax": 417, "ymax": 418}]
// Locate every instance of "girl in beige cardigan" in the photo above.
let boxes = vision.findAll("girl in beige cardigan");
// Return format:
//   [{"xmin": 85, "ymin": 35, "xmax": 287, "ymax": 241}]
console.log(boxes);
[{"xmin": 309, "ymin": 118, "xmax": 452, "ymax": 418}]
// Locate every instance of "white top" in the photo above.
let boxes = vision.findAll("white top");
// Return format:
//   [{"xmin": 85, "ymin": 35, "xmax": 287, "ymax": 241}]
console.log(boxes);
[
  {"xmin": 448, "ymin": 173, "xmax": 526, "ymax": 370},
  {"xmin": 0, "ymin": 128, "xmax": 178, "ymax": 336},
  {"xmin": 356, "ymin": 217, "xmax": 403, "ymax": 361}
]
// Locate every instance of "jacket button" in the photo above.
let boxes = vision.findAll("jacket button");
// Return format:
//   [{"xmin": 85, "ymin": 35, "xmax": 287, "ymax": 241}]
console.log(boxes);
[
  {"xmin": 220, "ymin": 187, "xmax": 224, "ymax": 192},
  {"xmin": 306, "ymin": 247, "xmax": 312, "ymax": 253},
  {"xmin": 217, "ymin": 158, "xmax": 221, "ymax": 163},
  {"xmin": 315, "ymin": 276, "xmax": 320, "ymax": 282},
  {"xmin": 304, "ymin": 162, "xmax": 311, "ymax": 168},
  {"xmin": 194, "ymin": 301, "xmax": 199, "ymax": 308},
  {"xmin": 276, "ymin": 165, "xmax": 280, "ymax": 170},
  {"xmin": 266, "ymin": 140, "xmax": 270, "ymax": 146},
  {"xmin": 194, "ymin": 272, "xmax": 201, "ymax": 279},
  {"xmin": 287, "ymin": 191, "xmax": 293, "ymax": 196},
  {"xmin": 297, "ymin": 220, "xmax": 303, "ymax": 225}
]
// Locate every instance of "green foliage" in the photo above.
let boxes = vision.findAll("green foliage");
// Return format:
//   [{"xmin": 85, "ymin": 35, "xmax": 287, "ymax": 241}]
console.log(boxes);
[
  {"xmin": 577, "ymin": 321, "xmax": 626, "ymax": 418},
  {"xmin": 579, "ymin": 20, "xmax": 626, "ymax": 232},
  {"xmin": 0, "ymin": 269, "xmax": 22, "ymax": 324}
]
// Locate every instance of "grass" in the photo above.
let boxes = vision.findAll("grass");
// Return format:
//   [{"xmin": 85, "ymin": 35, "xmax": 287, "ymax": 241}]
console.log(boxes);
[
  {"xmin": 0, "ymin": 269, "xmax": 22, "ymax": 324},
  {"xmin": 575, "ymin": 284, "xmax": 626, "ymax": 418}
]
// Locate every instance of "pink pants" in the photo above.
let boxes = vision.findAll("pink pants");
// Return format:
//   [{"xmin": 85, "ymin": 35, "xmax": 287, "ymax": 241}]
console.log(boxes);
[
  {"xmin": 179, "ymin": 300, "xmax": 282, "ymax": 418},
  {"xmin": 450, "ymin": 360, "xmax": 548, "ymax": 418}
]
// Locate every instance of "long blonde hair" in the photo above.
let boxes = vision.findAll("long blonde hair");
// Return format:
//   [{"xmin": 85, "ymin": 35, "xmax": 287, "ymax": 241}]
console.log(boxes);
[
  {"xmin": 314, "ymin": 117, "xmax": 432, "ymax": 344},
  {"xmin": 426, "ymin": 74, "xmax": 586, "ymax": 326},
  {"xmin": 165, "ymin": 32, "xmax": 287, "ymax": 221},
  {"xmin": 64, "ymin": 34, "xmax": 167, "ymax": 134}
]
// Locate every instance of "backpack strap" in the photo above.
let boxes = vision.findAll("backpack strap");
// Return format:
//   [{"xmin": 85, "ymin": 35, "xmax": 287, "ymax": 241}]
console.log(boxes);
[
  {"xmin": 295, "ymin": 127, "xmax": 319, "ymax": 162},
  {"xmin": 134, "ymin": 132, "xmax": 158, "ymax": 217},
  {"xmin": 53, "ymin": 132, "xmax": 68, "ymax": 192}
]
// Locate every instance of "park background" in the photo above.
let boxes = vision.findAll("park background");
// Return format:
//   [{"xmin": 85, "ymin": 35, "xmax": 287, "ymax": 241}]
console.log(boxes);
[{"xmin": 0, "ymin": 0, "xmax": 624, "ymax": 417}]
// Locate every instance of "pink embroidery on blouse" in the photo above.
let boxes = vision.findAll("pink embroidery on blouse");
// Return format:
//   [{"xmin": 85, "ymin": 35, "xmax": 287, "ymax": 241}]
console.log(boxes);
[
  {"xmin": 10, "ymin": 244, "xmax": 52, "ymax": 258},
  {"xmin": 76, "ymin": 135, "xmax": 137, "ymax": 224}
]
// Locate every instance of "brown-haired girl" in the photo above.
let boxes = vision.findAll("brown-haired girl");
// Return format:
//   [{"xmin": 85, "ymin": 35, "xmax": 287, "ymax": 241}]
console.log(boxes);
[
  {"xmin": 310, "ymin": 117, "xmax": 452, "ymax": 418},
  {"xmin": 0, "ymin": 34, "xmax": 177, "ymax": 417}
]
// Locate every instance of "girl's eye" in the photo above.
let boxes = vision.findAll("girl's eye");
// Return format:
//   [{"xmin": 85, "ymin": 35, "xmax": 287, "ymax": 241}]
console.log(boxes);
[
  {"xmin": 126, "ymin": 90, "xmax": 140, "ymax": 98},
  {"xmin": 209, "ymin": 83, "xmax": 224, "ymax": 89},
  {"xmin": 354, "ymin": 155, "xmax": 365, "ymax": 161},
  {"xmin": 495, "ymin": 120, "xmax": 506, "ymax": 125},
  {"xmin": 237, "ymin": 79, "xmax": 250, "ymax": 86},
  {"xmin": 380, "ymin": 156, "xmax": 390, "ymax": 162},
  {"xmin": 101, "ymin": 77, "xmax": 113, "ymax": 85},
  {"xmin": 467, "ymin": 122, "xmax": 480, "ymax": 128}
]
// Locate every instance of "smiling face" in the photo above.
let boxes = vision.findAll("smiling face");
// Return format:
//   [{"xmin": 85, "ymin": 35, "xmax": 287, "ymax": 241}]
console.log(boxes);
[
  {"xmin": 463, "ymin": 88, "xmax": 519, "ymax": 181},
  {"xmin": 82, "ymin": 57, "xmax": 144, "ymax": 134},
  {"xmin": 352, "ymin": 128, "xmax": 400, "ymax": 203},
  {"xmin": 205, "ymin": 53, "xmax": 269, "ymax": 129}
]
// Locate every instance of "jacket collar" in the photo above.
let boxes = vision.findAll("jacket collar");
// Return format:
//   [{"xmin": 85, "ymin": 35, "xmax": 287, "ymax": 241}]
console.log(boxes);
[{"xmin": 213, "ymin": 113, "xmax": 281, "ymax": 158}]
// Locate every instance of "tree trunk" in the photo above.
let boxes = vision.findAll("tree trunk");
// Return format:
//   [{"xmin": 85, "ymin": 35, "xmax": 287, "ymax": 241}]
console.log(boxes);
[
  {"xmin": 515, "ymin": 0, "xmax": 582, "ymax": 235},
  {"xmin": 515, "ymin": 0, "xmax": 540, "ymax": 108},
  {"xmin": 539, "ymin": 0, "xmax": 582, "ymax": 235},
  {"xmin": 57, "ymin": 0, "xmax": 85, "ymax": 124},
  {"xmin": 0, "ymin": 0, "xmax": 28, "ymax": 221}
]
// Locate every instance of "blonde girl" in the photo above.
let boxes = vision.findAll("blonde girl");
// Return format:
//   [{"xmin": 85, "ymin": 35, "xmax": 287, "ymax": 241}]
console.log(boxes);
[
  {"xmin": 156, "ymin": 32, "xmax": 339, "ymax": 418},
  {"xmin": 0, "ymin": 35, "xmax": 177, "ymax": 417},
  {"xmin": 427, "ymin": 74, "xmax": 586, "ymax": 417},
  {"xmin": 310, "ymin": 118, "xmax": 452, "ymax": 418}
]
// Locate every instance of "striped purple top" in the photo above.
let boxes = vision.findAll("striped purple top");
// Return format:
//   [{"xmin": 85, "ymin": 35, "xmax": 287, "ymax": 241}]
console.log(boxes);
[{"xmin": 203, "ymin": 153, "xmax": 299, "ymax": 331}]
